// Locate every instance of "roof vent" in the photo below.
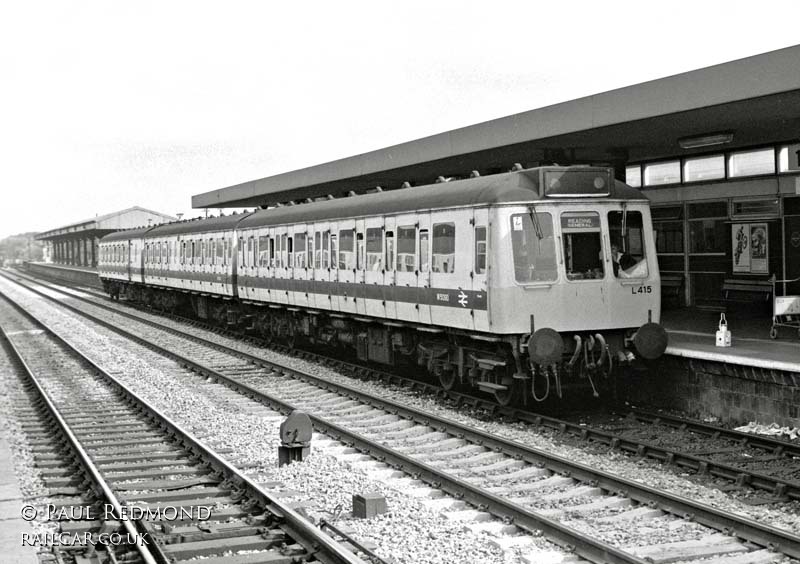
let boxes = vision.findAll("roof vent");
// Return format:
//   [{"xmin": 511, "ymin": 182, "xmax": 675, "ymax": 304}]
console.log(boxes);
[
  {"xmin": 375, "ymin": 186, "xmax": 383, "ymax": 192},
  {"xmin": 347, "ymin": 191, "xmax": 357, "ymax": 197},
  {"xmin": 511, "ymin": 163, "xmax": 523, "ymax": 171},
  {"xmin": 470, "ymin": 170, "xmax": 480, "ymax": 178},
  {"xmin": 400, "ymin": 182, "xmax": 411, "ymax": 189}
]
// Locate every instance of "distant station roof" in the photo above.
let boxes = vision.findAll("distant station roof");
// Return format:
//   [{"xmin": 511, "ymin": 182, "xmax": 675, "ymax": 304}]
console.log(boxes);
[
  {"xmin": 36, "ymin": 206, "xmax": 176, "ymax": 240},
  {"xmin": 193, "ymin": 45, "xmax": 800, "ymax": 210}
]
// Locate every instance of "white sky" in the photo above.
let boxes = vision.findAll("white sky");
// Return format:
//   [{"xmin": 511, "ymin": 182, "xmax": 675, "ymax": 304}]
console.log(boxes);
[{"xmin": 1, "ymin": 1, "xmax": 798, "ymax": 239}]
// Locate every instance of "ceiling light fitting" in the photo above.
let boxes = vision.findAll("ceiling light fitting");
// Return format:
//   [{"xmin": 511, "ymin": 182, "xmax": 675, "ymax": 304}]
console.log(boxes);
[{"xmin": 678, "ymin": 132, "xmax": 734, "ymax": 149}]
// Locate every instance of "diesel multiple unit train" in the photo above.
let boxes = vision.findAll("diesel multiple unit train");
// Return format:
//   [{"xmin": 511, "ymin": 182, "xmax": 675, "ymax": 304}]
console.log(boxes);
[{"xmin": 99, "ymin": 166, "xmax": 668, "ymax": 405}]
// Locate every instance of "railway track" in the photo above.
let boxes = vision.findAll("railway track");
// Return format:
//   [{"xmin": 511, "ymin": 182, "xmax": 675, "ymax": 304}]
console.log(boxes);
[
  {"xmin": 0, "ymin": 287, "xmax": 365, "ymax": 564},
  {"xmin": 2, "ymin": 271, "xmax": 799, "ymax": 563},
  {"xmin": 10, "ymin": 268, "xmax": 800, "ymax": 502}
]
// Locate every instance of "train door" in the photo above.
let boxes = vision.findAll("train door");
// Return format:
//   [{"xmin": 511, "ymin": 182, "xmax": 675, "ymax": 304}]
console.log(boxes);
[
  {"xmin": 429, "ymin": 210, "xmax": 474, "ymax": 329},
  {"xmin": 328, "ymin": 222, "xmax": 340, "ymax": 311},
  {"xmin": 311, "ymin": 223, "xmax": 331, "ymax": 310},
  {"xmin": 355, "ymin": 219, "xmax": 367, "ymax": 315},
  {"xmin": 127, "ymin": 240, "xmax": 133, "ymax": 282},
  {"xmin": 417, "ymin": 213, "xmax": 432, "ymax": 324},
  {"xmin": 556, "ymin": 210, "xmax": 611, "ymax": 330},
  {"xmin": 364, "ymin": 216, "xmax": 385, "ymax": 318},
  {"xmin": 394, "ymin": 213, "xmax": 418, "ymax": 323},
  {"xmin": 291, "ymin": 228, "xmax": 308, "ymax": 308},
  {"xmin": 254, "ymin": 228, "xmax": 269, "ymax": 303},
  {"xmin": 605, "ymin": 207, "xmax": 656, "ymax": 329},
  {"xmin": 383, "ymin": 216, "xmax": 397, "ymax": 319},
  {"xmin": 472, "ymin": 208, "xmax": 490, "ymax": 332},
  {"xmin": 337, "ymin": 220, "xmax": 357, "ymax": 314},
  {"xmin": 277, "ymin": 228, "xmax": 290, "ymax": 305}
]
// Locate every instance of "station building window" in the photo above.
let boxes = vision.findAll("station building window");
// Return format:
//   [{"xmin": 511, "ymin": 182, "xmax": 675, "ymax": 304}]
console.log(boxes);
[
  {"xmin": 683, "ymin": 154, "xmax": 725, "ymax": 183},
  {"xmin": 652, "ymin": 205, "xmax": 684, "ymax": 254},
  {"xmin": 731, "ymin": 198, "xmax": 780, "ymax": 218},
  {"xmin": 643, "ymin": 160, "xmax": 680, "ymax": 186},
  {"xmin": 688, "ymin": 202, "xmax": 726, "ymax": 254},
  {"xmin": 625, "ymin": 165, "xmax": 642, "ymax": 188},
  {"xmin": 728, "ymin": 148, "xmax": 775, "ymax": 177}
]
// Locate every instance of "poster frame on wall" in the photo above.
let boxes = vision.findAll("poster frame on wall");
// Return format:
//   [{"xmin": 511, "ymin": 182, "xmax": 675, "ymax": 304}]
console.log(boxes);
[{"xmin": 731, "ymin": 222, "xmax": 768, "ymax": 275}]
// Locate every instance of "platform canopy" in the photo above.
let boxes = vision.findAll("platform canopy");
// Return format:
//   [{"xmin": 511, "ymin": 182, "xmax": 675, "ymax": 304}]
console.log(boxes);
[
  {"xmin": 35, "ymin": 206, "xmax": 176, "ymax": 241},
  {"xmin": 192, "ymin": 44, "xmax": 800, "ymax": 210}
]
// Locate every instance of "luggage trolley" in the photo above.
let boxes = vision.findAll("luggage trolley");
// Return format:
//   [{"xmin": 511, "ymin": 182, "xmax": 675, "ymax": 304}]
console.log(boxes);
[{"xmin": 769, "ymin": 275, "xmax": 800, "ymax": 339}]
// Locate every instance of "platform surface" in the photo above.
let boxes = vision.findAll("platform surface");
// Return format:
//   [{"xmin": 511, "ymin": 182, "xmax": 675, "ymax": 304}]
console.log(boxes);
[
  {"xmin": 662, "ymin": 308, "xmax": 800, "ymax": 373},
  {"xmin": 0, "ymin": 437, "xmax": 39, "ymax": 564},
  {"xmin": 30, "ymin": 262, "xmax": 97, "ymax": 273}
]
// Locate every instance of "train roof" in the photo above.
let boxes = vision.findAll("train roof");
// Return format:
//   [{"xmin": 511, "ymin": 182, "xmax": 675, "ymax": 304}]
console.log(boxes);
[
  {"xmin": 237, "ymin": 167, "xmax": 647, "ymax": 230},
  {"xmin": 143, "ymin": 212, "xmax": 254, "ymax": 238},
  {"xmin": 102, "ymin": 167, "xmax": 648, "ymax": 241},
  {"xmin": 100, "ymin": 226, "xmax": 154, "ymax": 243}
]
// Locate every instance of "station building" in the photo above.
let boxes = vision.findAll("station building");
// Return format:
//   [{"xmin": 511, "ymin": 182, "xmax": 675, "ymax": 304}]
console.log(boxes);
[
  {"xmin": 193, "ymin": 45, "xmax": 800, "ymax": 311},
  {"xmin": 35, "ymin": 207, "xmax": 175, "ymax": 268}
]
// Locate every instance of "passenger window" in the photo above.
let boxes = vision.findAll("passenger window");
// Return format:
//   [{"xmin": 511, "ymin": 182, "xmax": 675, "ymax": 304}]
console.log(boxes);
[
  {"xmin": 419, "ymin": 230, "xmax": 429, "ymax": 272},
  {"xmin": 385, "ymin": 231, "xmax": 394, "ymax": 271},
  {"xmin": 281, "ymin": 234, "xmax": 288, "ymax": 268},
  {"xmin": 287, "ymin": 236, "xmax": 293, "ymax": 268},
  {"xmin": 181, "ymin": 241, "xmax": 186, "ymax": 265},
  {"xmin": 322, "ymin": 231, "xmax": 330, "ymax": 269},
  {"xmin": 357, "ymin": 233, "xmax": 365, "ymax": 270},
  {"xmin": 258, "ymin": 236, "xmax": 269, "ymax": 267},
  {"xmin": 366, "ymin": 228, "xmax": 383, "ymax": 271},
  {"xmin": 294, "ymin": 233, "xmax": 306, "ymax": 268},
  {"xmin": 217, "ymin": 238, "xmax": 224, "ymax": 265},
  {"xmin": 561, "ymin": 212, "xmax": 603, "ymax": 280},
  {"xmin": 307, "ymin": 234, "xmax": 314, "ymax": 268},
  {"xmin": 475, "ymin": 226, "xmax": 487, "ymax": 274},
  {"xmin": 314, "ymin": 232, "xmax": 321, "ymax": 269},
  {"xmin": 339, "ymin": 229, "xmax": 355, "ymax": 269},
  {"xmin": 397, "ymin": 227, "xmax": 416, "ymax": 272},
  {"xmin": 432, "ymin": 223, "xmax": 455, "ymax": 273},
  {"xmin": 607, "ymin": 211, "xmax": 648, "ymax": 278},
  {"xmin": 191, "ymin": 241, "xmax": 196, "ymax": 265},
  {"xmin": 511, "ymin": 213, "xmax": 557, "ymax": 282},
  {"xmin": 247, "ymin": 237, "xmax": 254, "ymax": 267},
  {"xmin": 330, "ymin": 234, "xmax": 337, "ymax": 269}
]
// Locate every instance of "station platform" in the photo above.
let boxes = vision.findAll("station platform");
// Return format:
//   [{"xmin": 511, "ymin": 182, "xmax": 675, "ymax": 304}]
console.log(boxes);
[
  {"xmin": 0, "ymin": 437, "xmax": 39, "ymax": 563},
  {"xmin": 661, "ymin": 308, "xmax": 800, "ymax": 373},
  {"xmin": 25, "ymin": 262, "xmax": 102, "ymax": 289}
]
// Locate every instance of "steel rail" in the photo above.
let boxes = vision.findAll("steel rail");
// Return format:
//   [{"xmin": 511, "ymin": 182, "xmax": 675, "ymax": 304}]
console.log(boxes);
[
  {"xmin": 0, "ymin": 307, "xmax": 164, "ymax": 564},
  {"xmin": 14, "ymin": 269, "xmax": 800, "ymax": 458},
  {"xmin": 0, "ymin": 286, "xmax": 365, "ymax": 564},
  {"xmin": 615, "ymin": 407, "xmax": 800, "ymax": 458},
  {"xmin": 5, "ymin": 273, "xmax": 800, "ymax": 560},
  {"xmin": 8, "ymin": 269, "xmax": 798, "ymax": 501}
]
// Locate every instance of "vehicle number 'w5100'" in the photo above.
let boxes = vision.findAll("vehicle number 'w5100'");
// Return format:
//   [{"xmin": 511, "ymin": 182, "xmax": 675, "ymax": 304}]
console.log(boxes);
[{"xmin": 631, "ymin": 285, "xmax": 652, "ymax": 295}]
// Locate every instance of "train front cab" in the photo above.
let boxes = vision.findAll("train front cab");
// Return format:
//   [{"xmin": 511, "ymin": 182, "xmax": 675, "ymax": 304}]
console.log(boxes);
[{"xmin": 488, "ymin": 192, "xmax": 667, "ymax": 397}]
